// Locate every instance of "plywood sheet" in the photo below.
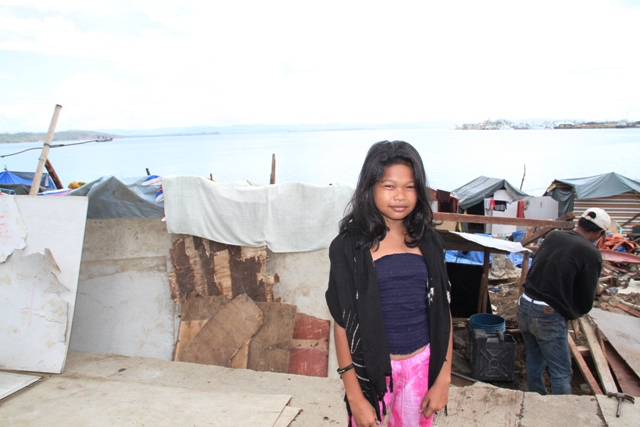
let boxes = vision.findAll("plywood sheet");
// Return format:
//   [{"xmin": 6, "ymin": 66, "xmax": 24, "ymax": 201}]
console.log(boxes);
[
  {"xmin": 0, "ymin": 371, "xmax": 41, "ymax": 400},
  {"xmin": 589, "ymin": 308, "xmax": 640, "ymax": 377},
  {"xmin": 174, "ymin": 295, "xmax": 230, "ymax": 360},
  {"xmin": 604, "ymin": 340, "xmax": 640, "ymax": 397},
  {"xmin": 178, "ymin": 294, "xmax": 263, "ymax": 366},
  {"xmin": 248, "ymin": 302, "xmax": 297, "ymax": 373}
]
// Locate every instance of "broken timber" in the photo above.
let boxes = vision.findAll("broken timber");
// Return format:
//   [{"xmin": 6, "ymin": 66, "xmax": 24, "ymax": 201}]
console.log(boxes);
[
  {"xmin": 578, "ymin": 316, "xmax": 618, "ymax": 395},
  {"xmin": 568, "ymin": 333, "xmax": 602, "ymax": 395},
  {"xmin": 177, "ymin": 294, "xmax": 263, "ymax": 366}
]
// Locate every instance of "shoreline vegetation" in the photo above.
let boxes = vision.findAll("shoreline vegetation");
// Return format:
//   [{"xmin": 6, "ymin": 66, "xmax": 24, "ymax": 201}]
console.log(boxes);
[
  {"xmin": 0, "ymin": 130, "xmax": 223, "ymax": 144},
  {"xmin": 0, "ymin": 130, "xmax": 121, "ymax": 144}
]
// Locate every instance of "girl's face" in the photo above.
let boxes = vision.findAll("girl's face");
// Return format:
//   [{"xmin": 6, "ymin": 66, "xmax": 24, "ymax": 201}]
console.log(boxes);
[{"xmin": 373, "ymin": 163, "xmax": 417, "ymax": 227}]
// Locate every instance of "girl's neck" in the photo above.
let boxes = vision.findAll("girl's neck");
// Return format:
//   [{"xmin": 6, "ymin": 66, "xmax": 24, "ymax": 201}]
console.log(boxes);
[{"xmin": 371, "ymin": 225, "xmax": 421, "ymax": 260}]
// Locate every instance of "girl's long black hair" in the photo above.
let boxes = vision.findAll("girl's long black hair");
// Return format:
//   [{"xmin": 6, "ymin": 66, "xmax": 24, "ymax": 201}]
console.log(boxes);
[{"xmin": 340, "ymin": 140, "xmax": 434, "ymax": 249}]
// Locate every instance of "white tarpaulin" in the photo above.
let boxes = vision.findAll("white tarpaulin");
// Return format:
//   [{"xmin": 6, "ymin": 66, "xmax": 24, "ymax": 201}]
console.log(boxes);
[
  {"xmin": 163, "ymin": 176, "xmax": 355, "ymax": 253},
  {"xmin": 440, "ymin": 230, "xmax": 531, "ymax": 254}
]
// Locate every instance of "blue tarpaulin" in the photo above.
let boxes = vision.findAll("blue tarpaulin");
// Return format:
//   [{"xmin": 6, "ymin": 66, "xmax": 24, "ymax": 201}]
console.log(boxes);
[{"xmin": 0, "ymin": 169, "xmax": 56, "ymax": 190}]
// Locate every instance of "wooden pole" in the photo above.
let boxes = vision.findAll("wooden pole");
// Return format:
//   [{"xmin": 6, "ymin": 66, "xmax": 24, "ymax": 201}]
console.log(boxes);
[
  {"xmin": 270, "ymin": 154, "xmax": 276, "ymax": 185},
  {"xmin": 477, "ymin": 250, "xmax": 491, "ymax": 313},
  {"xmin": 29, "ymin": 104, "xmax": 62, "ymax": 195},
  {"xmin": 45, "ymin": 159, "xmax": 64, "ymax": 189}
]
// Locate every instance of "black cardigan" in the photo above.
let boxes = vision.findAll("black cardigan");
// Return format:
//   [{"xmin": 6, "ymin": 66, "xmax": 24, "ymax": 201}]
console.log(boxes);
[{"xmin": 325, "ymin": 229, "xmax": 452, "ymax": 421}]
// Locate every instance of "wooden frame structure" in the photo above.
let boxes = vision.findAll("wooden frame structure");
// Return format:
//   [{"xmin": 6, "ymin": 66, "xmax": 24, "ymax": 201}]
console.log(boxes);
[{"xmin": 433, "ymin": 212, "xmax": 575, "ymax": 314}]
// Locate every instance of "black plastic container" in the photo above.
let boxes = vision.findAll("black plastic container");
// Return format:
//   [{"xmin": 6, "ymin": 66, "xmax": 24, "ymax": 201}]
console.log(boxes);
[{"xmin": 470, "ymin": 329, "xmax": 515, "ymax": 382}]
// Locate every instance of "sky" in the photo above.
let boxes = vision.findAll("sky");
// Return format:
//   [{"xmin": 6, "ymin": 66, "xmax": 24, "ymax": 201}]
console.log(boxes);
[{"xmin": 1, "ymin": 0, "xmax": 639, "ymax": 133}]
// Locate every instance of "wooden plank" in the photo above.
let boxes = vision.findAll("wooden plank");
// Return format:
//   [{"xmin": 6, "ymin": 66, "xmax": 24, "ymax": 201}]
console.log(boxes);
[
  {"xmin": 568, "ymin": 333, "xmax": 602, "ymax": 395},
  {"xmin": 213, "ymin": 249, "xmax": 233, "ymax": 297},
  {"xmin": 230, "ymin": 341, "xmax": 250, "ymax": 369},
  {"xmin": 611, "ymin": 300, "xmax": 640, "ymax": 318},
  {"xmin": 589, "ymin": 308, "xmax": 640, "ymax": 379},
  {"xmin": 517, "ymin": 252, "xmax": 530, "ymax": 292},
  {"xmin": 520, "ymin": 213, "xmax": 576, "ymax": 247},
  {"xmin": 578, "ymin": 316, "xmax": 618, "ymax": 395},
  {"xmin": 433, "ymin": 212, "xmax": 574, "ymax": 229},
  {"xmin": 604, "ymin": 340, "xmax": 640, "ymax": 397},
  {"xmin": 173, "ymin": 295, "xmax": 231, "ymax": 361},
  {"xmin": 247, "ymin": 302, "xmax": 297, "ymax": 373},
  {"xmin": 178, "ymin": 294, "xmax": 263, "ymax": 366}
]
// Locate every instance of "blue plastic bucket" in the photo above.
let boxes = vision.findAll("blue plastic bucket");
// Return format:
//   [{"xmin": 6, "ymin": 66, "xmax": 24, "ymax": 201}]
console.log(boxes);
[
  {"xmin": 512, "ymin": 231, "xmax": 524, "ymax": 242},
  {"xmin": 469, "ymin": 313, "xmax": 506, "ymax": 333}
]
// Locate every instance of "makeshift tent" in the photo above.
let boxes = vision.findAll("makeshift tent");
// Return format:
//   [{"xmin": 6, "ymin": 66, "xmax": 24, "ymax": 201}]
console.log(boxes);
[
  {"xmin": 66, "ymin": 176, "xmax": 164, "ymax": 219},
  {"xmin": 546, "ymin": 172, "xmax": 640, "ymax": 212},
  {"xmin": 545, "ymin": 172, "xmax": 640, "ymax": 235},
  {"xmin": 0, "ymin": 170, "xmax": 56, "ymax": 193},
  {"xmin": 451, "ymin": 176, "xmax": 529, "ymax": 211}
]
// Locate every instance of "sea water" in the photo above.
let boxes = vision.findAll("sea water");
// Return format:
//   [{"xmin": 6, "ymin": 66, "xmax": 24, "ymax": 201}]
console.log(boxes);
[{"xmin": 0, "ymin": 128, "xmax": 638, "ymax": 195}]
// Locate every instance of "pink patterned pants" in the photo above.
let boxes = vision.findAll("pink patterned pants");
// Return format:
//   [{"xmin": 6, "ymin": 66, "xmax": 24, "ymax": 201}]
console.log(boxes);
[{"xmin": 350, "ymin": 345, "xmax": 432, "ymax": 427}]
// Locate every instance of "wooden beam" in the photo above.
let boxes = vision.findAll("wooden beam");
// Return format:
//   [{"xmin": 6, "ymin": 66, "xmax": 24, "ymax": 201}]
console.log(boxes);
[
  {"xmin": 477, "ymin": 251, "xmax": 491, "ymax": 313},
  {"xmin": 518, "ymin": 212, "xmax": 577, "ymax": 246},
  {"xmin": 568, "ymin": 333, "xmax": 603, "ymax": 395},
  {"xmin": 433, "ymin": 212, "xmax": 574, "ymax": 229},
  {"xmin": 579, "ymin": 316, "xmax": 618, "ymax": 395},
  {"xmin": 45, "ymin": 159, "xmax": 64, "ymax": 189},
  {"xmin": 610, "ymin": 300, "xmax": 640, "ymax": 318}
]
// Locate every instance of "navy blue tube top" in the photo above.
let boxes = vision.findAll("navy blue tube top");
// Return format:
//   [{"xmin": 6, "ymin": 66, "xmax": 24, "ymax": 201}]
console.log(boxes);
[{"xmin": 374, "ymin": 253, "xmax": 430, "ymax": 355}]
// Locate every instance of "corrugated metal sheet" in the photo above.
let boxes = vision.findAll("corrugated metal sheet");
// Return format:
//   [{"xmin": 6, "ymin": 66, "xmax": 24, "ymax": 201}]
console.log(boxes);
[{"xmin": 573, "ymin": 191, "xmax": 640, "ymax": 236}]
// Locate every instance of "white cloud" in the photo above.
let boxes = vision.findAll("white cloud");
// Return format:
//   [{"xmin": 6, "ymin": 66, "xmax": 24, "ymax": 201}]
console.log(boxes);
[{"xmin": 0, "ymin": 0, "xmax": 638, "ymax": 130}]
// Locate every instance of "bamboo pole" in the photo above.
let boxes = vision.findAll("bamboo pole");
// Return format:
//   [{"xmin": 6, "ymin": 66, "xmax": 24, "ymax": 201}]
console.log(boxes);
[{"xmin": 29, "ymin": 104, "xmax": 62, "ymax": 195}]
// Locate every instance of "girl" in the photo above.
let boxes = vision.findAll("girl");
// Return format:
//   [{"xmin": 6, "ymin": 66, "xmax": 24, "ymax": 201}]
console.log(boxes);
[{"xmin": 325, "ymin": 140, "xmax": 453, "ymax": 427}]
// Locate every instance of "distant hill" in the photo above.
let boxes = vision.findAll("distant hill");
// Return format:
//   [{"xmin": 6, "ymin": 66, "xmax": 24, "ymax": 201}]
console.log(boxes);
[
  {"xmin": 100, "ymin": 121, "xmax": 459, "ymax": 136},
  {"xmin": 0, "ymin": 130, "xmax": 120, "ymax": 143}
]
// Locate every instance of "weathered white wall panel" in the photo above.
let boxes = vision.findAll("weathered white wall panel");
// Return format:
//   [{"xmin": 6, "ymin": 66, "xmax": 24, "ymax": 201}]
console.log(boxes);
[
  {"xmin": 0, "ymin": 196, "xmax": 88, "ymax": 373},
  {"xmin": 70, "ymin": 218, "xmax": 178, "ymax": 361}
]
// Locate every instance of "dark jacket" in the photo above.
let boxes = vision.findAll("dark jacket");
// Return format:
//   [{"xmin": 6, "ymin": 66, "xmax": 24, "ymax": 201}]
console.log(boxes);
[
  {"xmin": 325, "ymin": 228, "xmax": 452, "ymax": 421},
  {"xmin": 524, "ymin": 229, "xmax": 603, "ymax": 320}
]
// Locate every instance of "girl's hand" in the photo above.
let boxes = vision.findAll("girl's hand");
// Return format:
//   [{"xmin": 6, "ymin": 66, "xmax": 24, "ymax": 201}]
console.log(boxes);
[
  {"xmin": 419, "ymin": 375, "xmax": 450, "ymax": 419},
  {"xmin": 349, "ymin": 396, "xmax": 379, "ymax": 427}
]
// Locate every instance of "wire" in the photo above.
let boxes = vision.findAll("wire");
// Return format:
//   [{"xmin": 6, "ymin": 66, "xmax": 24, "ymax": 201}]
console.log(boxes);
[{"xmin": 0, "ymin": 138, "xmax": 113, "ymax": 158}]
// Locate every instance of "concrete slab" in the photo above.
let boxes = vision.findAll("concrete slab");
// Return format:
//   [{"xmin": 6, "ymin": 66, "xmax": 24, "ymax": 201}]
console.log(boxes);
[
  {"xmin": 596, "ymin": 394, "xmax": 639, "ymax": 427},
  {"xmin": 1, "ymin": 375, "xmax": 292, "ymax": 427},
  {"xmin": 2, "ymin": 352, "xmax": 613, "ymax": 427},
  {"xmin": 61, "ymin": 351, "xmax": 347, "ymax": 427},
  {"xmin": 521, "ymin": 392, "xmax": 605, "ymax": 427},
  {"xmin": 434, "ymin": 383, "xmax": 523, "ymax": 426}
]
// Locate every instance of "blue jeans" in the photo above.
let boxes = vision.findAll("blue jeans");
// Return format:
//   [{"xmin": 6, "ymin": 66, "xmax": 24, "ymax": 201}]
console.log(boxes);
[{"xmin": 517, "ymin": 296, "xmax": 572, "ymax": 395}]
